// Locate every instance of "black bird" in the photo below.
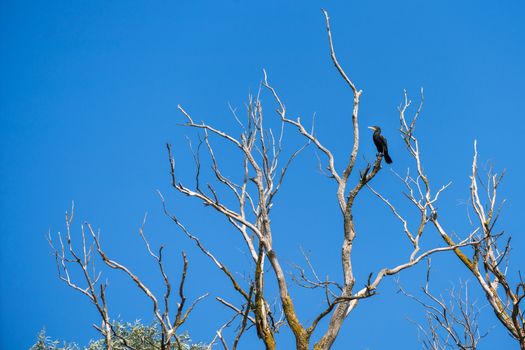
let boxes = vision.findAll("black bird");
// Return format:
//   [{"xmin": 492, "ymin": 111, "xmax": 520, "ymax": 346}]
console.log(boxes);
[{"xmin": 368, "ymin": 126, "xmax": 392, "ymax": 164}]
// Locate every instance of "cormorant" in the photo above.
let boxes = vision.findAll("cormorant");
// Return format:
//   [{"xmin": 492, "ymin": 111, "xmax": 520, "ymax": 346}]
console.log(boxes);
[{"xmin": 368, "ymin": 126, "xmax": 392, "ymax": 164}]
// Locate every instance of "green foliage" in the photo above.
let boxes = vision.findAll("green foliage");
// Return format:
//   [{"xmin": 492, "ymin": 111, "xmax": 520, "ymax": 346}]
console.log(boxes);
[
  {"xmin": 31, "ymin": 329, "xmax": 79, "ymax": 350},
  {"xmin": 31, "ymin": 321, "xmax": 207, "ymax": 350}
]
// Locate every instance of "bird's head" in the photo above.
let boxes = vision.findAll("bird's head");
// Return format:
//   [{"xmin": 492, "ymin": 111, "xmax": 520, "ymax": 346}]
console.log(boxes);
[{"xmin": 368, "ymin": 126, "xmax": 381, "ymax": 132}]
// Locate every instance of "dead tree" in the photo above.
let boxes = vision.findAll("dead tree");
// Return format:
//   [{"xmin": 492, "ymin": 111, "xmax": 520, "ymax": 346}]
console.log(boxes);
[
  {"xmin": 399, "ymin": 261, "xmax": 486, "ymax": 350},
  {"xmin": 163, "ymin": 10, "xmax": 481, "ymax": 350},
  {"xmin": 48, "ymin": 204, "xmax": 207, "ymax": 350},
  {"xmin": 374, "ymin": 90, "xmax": 525, "ymax": 349}
]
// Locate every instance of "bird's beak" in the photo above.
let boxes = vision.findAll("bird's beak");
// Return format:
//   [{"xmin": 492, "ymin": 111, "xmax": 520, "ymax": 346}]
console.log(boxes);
[{"xmin": 367, "ymin": 126, "xmax": 376, "ymax": 131}]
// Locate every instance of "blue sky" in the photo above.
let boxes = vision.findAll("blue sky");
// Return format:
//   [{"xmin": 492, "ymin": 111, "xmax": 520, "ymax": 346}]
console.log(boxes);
[{"xmin": 1, "ymin": 1, "xmax": 524, "ymax": 349}]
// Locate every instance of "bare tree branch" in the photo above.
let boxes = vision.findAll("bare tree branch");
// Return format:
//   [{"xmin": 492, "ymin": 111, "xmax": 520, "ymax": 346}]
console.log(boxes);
[
  {"xmin": 398, "ymin": 261, "xmax": 487, "ymax": 350},
  {"xmin": 395, "ymin": 90, "xmax": 525, "ymax": 349},
  {"xmin": 49, "ymin": 204, "xmax": 206, "ymax": 350}
]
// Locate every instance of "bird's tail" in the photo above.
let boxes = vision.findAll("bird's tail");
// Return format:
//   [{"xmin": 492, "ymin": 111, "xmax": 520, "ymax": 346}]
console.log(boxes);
[{"xmin": 384, "ymin": 152, "xmax": 393, "ymax": 164}]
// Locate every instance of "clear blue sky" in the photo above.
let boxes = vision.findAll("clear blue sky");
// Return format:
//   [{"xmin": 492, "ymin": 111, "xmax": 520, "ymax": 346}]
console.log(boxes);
[{"xmin": 1, "ymin": 1, "xmax": 524, "ymax": 349}]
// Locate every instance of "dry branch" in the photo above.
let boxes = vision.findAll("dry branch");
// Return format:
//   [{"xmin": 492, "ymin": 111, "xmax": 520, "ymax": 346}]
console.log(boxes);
[
  {"xmin": 49, "ymin": 204, "xmax": 206, "ymax": 350},
  {"xmin": 394, "ymin": 90, "xmax": 525, "ymax": 349}
]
